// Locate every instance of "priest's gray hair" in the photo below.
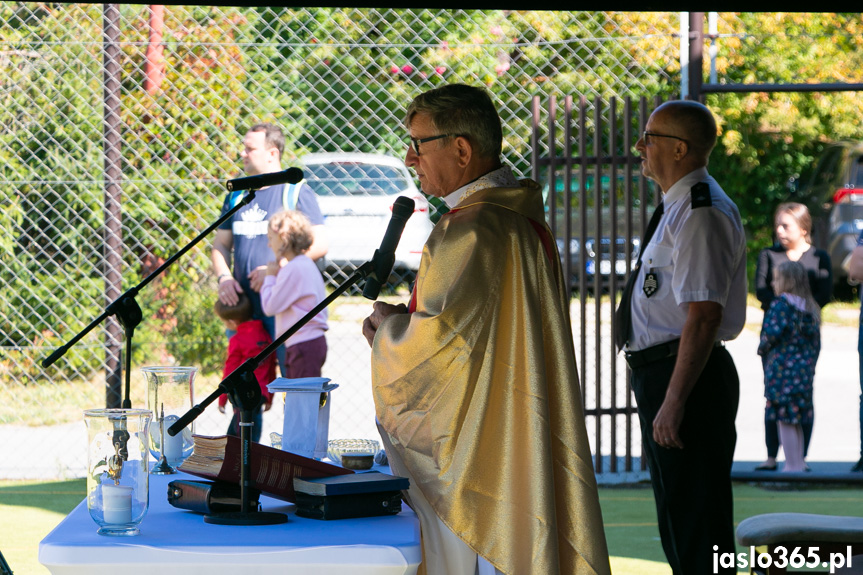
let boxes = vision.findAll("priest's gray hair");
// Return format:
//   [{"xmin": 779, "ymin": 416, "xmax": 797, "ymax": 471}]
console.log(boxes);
[{"xmin": 405, "ymin": 83, "xmax": 503, "ymax": 160}]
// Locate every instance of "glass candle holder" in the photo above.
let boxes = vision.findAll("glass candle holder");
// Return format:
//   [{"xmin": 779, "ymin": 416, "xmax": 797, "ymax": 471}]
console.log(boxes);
[
  {"xmin": 84, "ymin": 408, "xmax": 151, "ymax": 536},
  {"xmin": 142, "ymin": 366, "xmax": 197, "ymax": 474}
]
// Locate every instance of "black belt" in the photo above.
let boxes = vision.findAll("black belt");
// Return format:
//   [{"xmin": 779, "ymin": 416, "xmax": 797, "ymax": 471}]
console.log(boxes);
[{"xmin": 624, "ymin": 339, "xmax": 724, "ymax": 370}]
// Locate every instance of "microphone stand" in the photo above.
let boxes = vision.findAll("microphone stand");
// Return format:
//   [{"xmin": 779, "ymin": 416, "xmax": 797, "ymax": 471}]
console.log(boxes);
[
  {"xmin": 168, "ymin": 260, "xmax": 379, "ymax": 526},
  {"xmin": 0, "ymin": 549, "xmax": 13, "ymax": 575},
  {"xmin": 40, "ymin": 186, "xmax": 266, "ymax": 476},
  {"xmin": 41, "ymin": 188, "xmax": 264, "ymax": 409}
]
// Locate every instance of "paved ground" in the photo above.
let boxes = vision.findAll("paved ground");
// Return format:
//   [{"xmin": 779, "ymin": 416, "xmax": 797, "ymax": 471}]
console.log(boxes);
[
  {"xmin": 730, "ymin": 306, "xmax": 860, "ymax": 467},
  {"xmin": 592, "ymin": 304, "xmax": 862, "ymax": 483},
  {"xmin": 1, "ymin": 303, "xmax": 860, "ymax": 481}
]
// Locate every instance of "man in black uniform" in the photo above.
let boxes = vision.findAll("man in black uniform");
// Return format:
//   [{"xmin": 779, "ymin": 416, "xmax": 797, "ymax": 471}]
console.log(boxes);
[{"xmin": 616, "ymin": 100, "xmax": 747, "ymax": 575}]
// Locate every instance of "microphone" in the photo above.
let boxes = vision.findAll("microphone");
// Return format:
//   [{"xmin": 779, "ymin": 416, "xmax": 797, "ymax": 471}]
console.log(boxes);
[
  {"xmin": 363, "ymin": 196, "xmax": 415, "ymax": 300},
  {"xmin": 226, "ymin": 167, "xmax": 304, "ymax": 192}
]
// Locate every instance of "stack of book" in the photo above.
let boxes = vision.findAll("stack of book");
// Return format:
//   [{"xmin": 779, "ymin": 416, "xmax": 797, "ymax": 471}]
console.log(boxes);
[{"xmin": 293, "ymin": 471, "xmax": 410, "ymax": 520}]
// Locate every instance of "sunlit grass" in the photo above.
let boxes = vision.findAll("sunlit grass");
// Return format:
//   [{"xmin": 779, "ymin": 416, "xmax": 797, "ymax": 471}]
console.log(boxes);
[
  {"xmin": 0, "ymin": 372, "xmax": 228, "ymax": 427},
  {"xmin": 823, "ymin": 299, "xmax": 860, "ymax": 328},
  {"xmin": 0, "ymin": 479, "xmax": 86, "ymax": 575},
  {"xmin": 0, "ymin": 379, "xmax": 104, "ymax": 426}
]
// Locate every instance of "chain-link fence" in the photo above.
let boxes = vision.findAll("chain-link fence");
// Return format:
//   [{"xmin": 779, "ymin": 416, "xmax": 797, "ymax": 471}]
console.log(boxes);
[{"xmin": 0, "ymin": 5, "xmax": 694, "ymax": 479}]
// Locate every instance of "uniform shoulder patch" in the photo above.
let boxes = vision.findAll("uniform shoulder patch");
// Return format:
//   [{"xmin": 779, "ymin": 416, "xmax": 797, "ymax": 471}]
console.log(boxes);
[{"xmin": 691, "ymin": 182, "xmax": 712, "ymax": 208}]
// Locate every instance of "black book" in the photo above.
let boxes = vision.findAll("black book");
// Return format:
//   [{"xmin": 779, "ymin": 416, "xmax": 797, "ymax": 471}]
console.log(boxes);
[
  {"xmin": 294, "ymin": 490, "xmax": 404, "ymax": 520},
  {"xmin": 293, "ymin": 471, "xmax": 409, "ymax": 496}
]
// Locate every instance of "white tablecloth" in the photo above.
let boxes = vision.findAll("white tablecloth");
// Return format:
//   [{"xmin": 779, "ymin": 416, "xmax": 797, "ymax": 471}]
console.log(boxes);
[{"xmin": 39, "ymin": 471, "xmax": 421, "ymax": 575}]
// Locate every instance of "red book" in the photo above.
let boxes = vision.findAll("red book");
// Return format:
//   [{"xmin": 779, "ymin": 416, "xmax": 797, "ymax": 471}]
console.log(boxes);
[{"xmin": 178, "ymin": 434, "xmax": 352, "ymax": 502}]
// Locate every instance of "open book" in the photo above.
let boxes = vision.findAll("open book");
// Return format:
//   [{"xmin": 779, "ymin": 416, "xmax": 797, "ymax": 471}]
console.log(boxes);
[{"xmin": 178, "ymin": 434, "xmax": 352, "ymax": 502}]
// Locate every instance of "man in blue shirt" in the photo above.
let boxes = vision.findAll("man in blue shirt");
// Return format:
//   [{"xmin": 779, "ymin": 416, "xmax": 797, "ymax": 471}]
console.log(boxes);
[{"xmin": 212, "ymin": 123, "xmax": 328, "ymax": 371}]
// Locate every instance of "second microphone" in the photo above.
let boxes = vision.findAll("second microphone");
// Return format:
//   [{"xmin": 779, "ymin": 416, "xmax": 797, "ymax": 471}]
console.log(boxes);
[{"xmin": 226, "ymin": 167, "xmax": 304, "ymax": 192}]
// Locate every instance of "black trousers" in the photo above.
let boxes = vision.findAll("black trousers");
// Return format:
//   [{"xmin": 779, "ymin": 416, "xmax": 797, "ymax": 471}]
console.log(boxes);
[{"xmin": 631, "ymin": 346, "xmax": 739, "ymax": 575}]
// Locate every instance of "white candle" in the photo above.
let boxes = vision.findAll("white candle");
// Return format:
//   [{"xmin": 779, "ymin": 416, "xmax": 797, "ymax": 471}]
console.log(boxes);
[
  {"xmin": 102, "ymin": 484, "xmax": 133, "ymax": 524},
  {"xmin": 162, "ymin": 415, "xmax": 183, "ymax": 462}
]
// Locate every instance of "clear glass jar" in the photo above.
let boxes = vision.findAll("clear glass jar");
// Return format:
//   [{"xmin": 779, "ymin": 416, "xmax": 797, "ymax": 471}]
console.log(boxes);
[
  {"xmin": 84, "ymin": 408, "xmax": 151, "ymax": 536},
  {"xmin": 142, "ymin": 366, "xmax": 197, "ymax": 473}
]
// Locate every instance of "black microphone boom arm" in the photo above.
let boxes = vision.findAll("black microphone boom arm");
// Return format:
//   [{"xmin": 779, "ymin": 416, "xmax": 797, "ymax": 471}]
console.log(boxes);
[{"xmin": 226, "ymin": 167, "xmax": 304, "ymax": 192}]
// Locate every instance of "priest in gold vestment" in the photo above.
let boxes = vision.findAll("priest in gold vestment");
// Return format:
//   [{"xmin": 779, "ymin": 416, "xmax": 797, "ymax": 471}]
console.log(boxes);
[{"xmin": 363, "ymin": 84, "xmax": 610, "ymax": 575}]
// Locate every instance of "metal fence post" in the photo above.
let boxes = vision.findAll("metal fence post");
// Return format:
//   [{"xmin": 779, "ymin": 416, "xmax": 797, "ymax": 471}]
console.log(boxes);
[{"xmin": 103, "ymin": 3, "xmax": 123, "ymax": 409}]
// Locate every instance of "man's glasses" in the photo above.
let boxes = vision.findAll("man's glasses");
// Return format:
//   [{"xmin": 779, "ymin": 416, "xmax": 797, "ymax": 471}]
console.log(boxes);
[
  {"xmin": 642, "ymin": 131, "xmax": 688, "ymax": 145},
  {"xmin": 409, "ymin": 133, "xmax": 460, "ymax": 156}
]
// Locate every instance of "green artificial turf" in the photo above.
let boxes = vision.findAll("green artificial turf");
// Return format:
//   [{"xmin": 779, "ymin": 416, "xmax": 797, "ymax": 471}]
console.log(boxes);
[
  {"xmin": 602, "ymin": 482, "xmax": 863, "ymax": 575},
  {"xmin": 3, "ymin": 479, "xmax": 863, "ymax": 575},
  {"xmin": 0, "ymin": 479, "xmax": 86, "ymax": 575},
  {"xmin": 602, "ymin": 484, "xmax": 671, "ymax": 572}
]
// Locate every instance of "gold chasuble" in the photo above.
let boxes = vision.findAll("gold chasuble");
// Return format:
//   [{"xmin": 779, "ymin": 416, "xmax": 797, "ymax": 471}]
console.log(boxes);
[{"xmin": 372, "ymin": 180, "xmax": 611, "ymax": 575}]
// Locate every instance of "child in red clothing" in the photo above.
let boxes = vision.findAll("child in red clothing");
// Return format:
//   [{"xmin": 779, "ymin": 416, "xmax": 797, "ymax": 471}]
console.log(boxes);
[{"xmin": 214, "ymin": 292, "xmax": 277, "ymax": 443}]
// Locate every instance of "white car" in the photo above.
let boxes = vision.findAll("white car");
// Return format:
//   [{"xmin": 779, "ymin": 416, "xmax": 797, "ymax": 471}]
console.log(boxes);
[{"xmin": 301, "ymin": 152, "xmax": 434, "ymax": 280}]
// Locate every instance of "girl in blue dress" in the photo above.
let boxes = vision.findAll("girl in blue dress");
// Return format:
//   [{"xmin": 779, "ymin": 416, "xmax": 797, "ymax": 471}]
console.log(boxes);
[{"xmin": 758, "ymin": 260, "xmax": 821, "ymax": 472}]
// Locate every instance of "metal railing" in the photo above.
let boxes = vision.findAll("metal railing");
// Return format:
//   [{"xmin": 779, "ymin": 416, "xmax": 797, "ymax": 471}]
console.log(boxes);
[{"xmin": 532, "ymin": 94, "xmax": 663, "ymax": 474}]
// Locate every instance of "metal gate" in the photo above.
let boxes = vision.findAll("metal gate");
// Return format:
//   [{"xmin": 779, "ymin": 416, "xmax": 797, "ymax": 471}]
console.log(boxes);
[{"xmin": 531, "ymin": 95, "xmax": 664, "ymax": 475}]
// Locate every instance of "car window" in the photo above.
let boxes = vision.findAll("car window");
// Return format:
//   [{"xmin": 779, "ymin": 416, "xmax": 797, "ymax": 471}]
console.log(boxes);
[
  {"xmin": 540, "ymin": 168, "xmax": 652, "ymax": 237},
  {"xmin": 541, "ymin": 170, "xmax": 651, "ymax": 209},
  {"xmin": 853, "ymin": 156, "xmax": 863, "ymax": 188},
  {"xmin": 304, "ymin": 162, "xmax": 408, "ymax": 196},
  {"xmin": 810, "ymin": 146, "xmax": 843, "ymax": 190}
]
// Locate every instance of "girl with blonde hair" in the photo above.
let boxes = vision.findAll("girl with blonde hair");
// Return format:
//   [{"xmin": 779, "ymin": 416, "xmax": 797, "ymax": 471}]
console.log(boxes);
[{"xmin": 260, "ymin": 210, "xmax": 329, "ymax": 380}]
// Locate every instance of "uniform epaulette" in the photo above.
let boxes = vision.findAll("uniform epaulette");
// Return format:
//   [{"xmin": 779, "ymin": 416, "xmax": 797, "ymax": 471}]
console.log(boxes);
[{"xmin": 691, "ymin": 182, "xmax": 712, "ymax": 208}]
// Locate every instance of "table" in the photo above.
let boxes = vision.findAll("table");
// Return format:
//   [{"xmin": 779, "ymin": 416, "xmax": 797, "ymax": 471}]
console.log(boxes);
[{"xmin": 39, "ymin": 471, "xmax": 421, "ymax": 575}]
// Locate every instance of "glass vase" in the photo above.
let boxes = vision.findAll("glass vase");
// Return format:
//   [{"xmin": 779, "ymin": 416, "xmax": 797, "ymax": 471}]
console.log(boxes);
[
  {"xmin": 142, "ymin": 366, "xmax": 197, "ymax": 474},
  {"xmin": 84, "ymin": 408, "xmax": 151, "ymax": 536}
]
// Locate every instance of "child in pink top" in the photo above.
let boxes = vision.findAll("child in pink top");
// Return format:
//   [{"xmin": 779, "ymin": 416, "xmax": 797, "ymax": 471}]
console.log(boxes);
[{"xmin": 260, "ymin": 210, "xmax": 328, "ymax": 378}]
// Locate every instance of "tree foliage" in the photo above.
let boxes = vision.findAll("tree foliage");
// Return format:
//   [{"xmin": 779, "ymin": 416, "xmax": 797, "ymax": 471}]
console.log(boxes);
[
  {"xmin": 708, "ymin": 12, "xmax": 863, "ymax": 273},
  {"xmin": 5, "ymin": 8, "xmax": 863, "ymax": 386}
]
